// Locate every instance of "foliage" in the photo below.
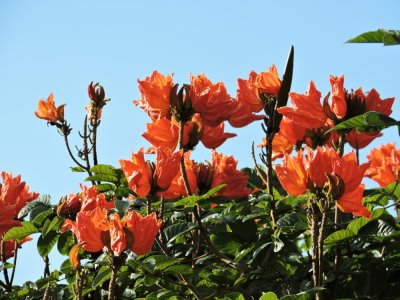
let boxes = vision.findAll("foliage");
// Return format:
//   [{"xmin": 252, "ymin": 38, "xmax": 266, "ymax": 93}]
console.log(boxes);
[{"xmin": 1, "ymin": 46, "xmax": 399, "ymax": 300}]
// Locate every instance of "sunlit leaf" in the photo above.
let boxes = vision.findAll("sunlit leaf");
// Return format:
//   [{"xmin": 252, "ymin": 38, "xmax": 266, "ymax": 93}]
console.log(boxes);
[
  {"xmin": 347, "ymin": 29, "xmax": 400, "ymax": 46},
  {"xmin": 324, "ymin": 229, "xmax": 355, "ymax": 245},
  {"xmin": 37, "ymin": 230, "xmax": 59, "ymax": 257},
  {"xmin": 3, "ymin": 221, "xmax": 38, "ymax": 242}
]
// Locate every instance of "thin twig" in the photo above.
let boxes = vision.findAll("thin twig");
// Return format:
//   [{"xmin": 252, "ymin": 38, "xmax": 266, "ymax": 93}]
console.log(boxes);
[
  {"xmin": 251, "ymin": 142, "xmax": 269, "ymax": 188},
  {"xmin": 63, "ymin": 132, "xmax": 89, "ymax": 172},
  {"xmin": 9, "ymin": 242, "xmax": 18, "ymax": 286}
]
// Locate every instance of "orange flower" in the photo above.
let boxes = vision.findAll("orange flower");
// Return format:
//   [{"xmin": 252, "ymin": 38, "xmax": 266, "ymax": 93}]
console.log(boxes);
[
  {"xmin": 329, "ymin": 75, "xmax": 346, "ymax": 120},
  {"xmin": 189, "ymin": 74, "xmax": 234, "ymax": 127},
  {"xmin": 134, "ymin": 71, "xmax": 174, "ymax": 121},
  {"xmin": 229, "ymin": 101, "xmax": 265, "ymax": 128},
  {"xmin": 80, "ymin": 185, "xmax": 114, "ymax": 212},
  {"xmin": 124, "ymin": 211, "xmax": 161, "ymax": 255},
  {"xmin": 158, "ymin": 152, "xmax": 198, "ymax": 199},
  {"xmin": 278, "ymin": 81, "xmax": 327, "ymax": 128},
  {"xmin": 255, "ymin": 65, "xmax": 281, "ymax": 97},
  {"xmin": 211, "ymin": 151, "xmax": 252, "ymax": 198},
  {"xmin": 109, "ymin": 213, "xmax": 127, "ymax": 256},
  {"xmin": 0, "ymin": 172, "xmax": 39, "ymax": 234},
  {"xmin": 345, "ymin": 88, "xmax": 395, "ymax": 149},
  {"xmin": 155, "ymin": 147, "xmax": 182, "ymax": 190},
  {"xmin": 365, "ymin": 143, "xmax": 400, "ymax": 187},
  {"xmin": 120, "ymin": 148, "xmax": 152, "ymax": 198},
  {"xmin": 142, "ymin": 117, "xmax": 191, "ymax": 151},
  {"xmin": 63, "ymin": 207, "xmax": 111, "ymax": 253},
  {"xmin": 201, "ymin": 122, "xmax": 236, "ymax": 149},
  {"xmin": 275, "ymin": 150, "xmax": 308, "ymax": 195},
  {"xmin": 276, "ymin": 147, "xmax": 371, "ymax": 218},
  {"xmin": 236, "ymin": 71, "xmax": 263, "ymax": 113},
  {"xmin": 35, "ymin": 93, "xmax": 65, "ymax": 123}
]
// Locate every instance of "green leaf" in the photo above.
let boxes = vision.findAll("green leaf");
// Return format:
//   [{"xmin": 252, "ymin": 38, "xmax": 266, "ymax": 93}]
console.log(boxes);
[
  {"xmin": 164, "ymin": 264, "xmax": 193, "ymax": 275},
  {"xmin": 37, "ymin": 231, "xmax": 59, "ymax": 257},
  {"xmin": 32, "ymin": 209, "xmax": 53, "ymax": 228},
  {"xmin": 70, "ymin": 166, "xmax": 85, "ymax": 172},
  {"xmin": 324, "ymin": 229, "xmax": 354, "ymax": 245},
  {"xmin": 144, "ymin": 255, "xmax": 184, "ymax": 271},
  {"xmin": 276, "ymin": 212, "xmax": 308, "ymax": 233},
  {"xmin": 260, "ymin": 292, "xmax": 279, "ymax": 300},
  {"xmin": 90, "ymin": 164, "xmax": 117, "ymax": 175},
  {"xmin": 57, "ymin": 232, "xmax": 75, "ymax": 255},
  {"xmin": 281, "ymin": 287, "xmax": 325, "ymax": 300},
  {"xmin": 329, "ymin": 111, "xmax": 397, "ymax": 133},
  {"xmin": 3, "ymin": 221, "xmax": 38, "ymax": 242},
  {"xmin": 210, "ymin": 232, "xmax": 241, "ymax": 256},
  {"xmin": 347, "ymin": 29, "xmax": 400, "ymax": 46},
  {"xmin": 92, "ymin": 266, "xmax": 112, "ymax": 288},
  {"xmin": 382, "ymin": 181, "xmax": 400, "ymax": 200},
  {"xmin": 347, "ymin": 216, "xmax": 370, "ymax": 234},
  {"xmin": 223, "ymin": 292, "xmax": 245, "ymax": 300},
  {"xmin": 18, "ymin": 195, "xmax": 52, "ymax": 219},
  {"xmin": 44, "ymin": 216, "xmax": 63, "ymax": 236},
  {"xmin": 163, "ymin": 222, "xmax": 197, "ymax": 244},
  {"xmin": 115, "ymin": 199, "xmax": 133, "ymax": 212},
  {"xmin": 174, "ymin": 184, "xmax": 226, "ymax": 208},
  {"xmin": 85, "ymin": 174, "xmax": 119, "ymax": 184},
  {"xmin": 96, "ymin": 183, "xmax": 116, "ymax": 193}
]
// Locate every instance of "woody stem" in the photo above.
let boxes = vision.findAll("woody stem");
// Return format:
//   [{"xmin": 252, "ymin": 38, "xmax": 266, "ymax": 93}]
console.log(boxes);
[
  {"xmin": 44, "ymin": 255, "xmax": 50, "ymax": 277},
  {"xmin": 266, "ymin": 132, "xmax": 276, "ymax": 227},
  {"xmin": 1, "ymin": 240, "xmax": 11, "ymax": 291},
  {"xmin": 108, "ymin": 263, "xmax": 117, "ymax": 300},
  {"xmin": 75, "ymin": 269, "xmax": 84, "ymax": 300},
  {"xmin": 91, "ymin": 116, "xmax": 99, "ymax": 166},
  {"xmin": 82, "ymin": 117, "xmax": 95, "ymax": 185}
]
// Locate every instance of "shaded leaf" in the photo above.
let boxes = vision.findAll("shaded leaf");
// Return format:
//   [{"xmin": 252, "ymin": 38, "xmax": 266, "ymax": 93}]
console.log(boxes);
[
  {"xmin": 18, "ymin": 195, "xmax": 52, "ymax": 220},
  {"xmin": 37, "ymin": 230, "xmax": 59, "ymax": 257},
  {"xmin": 163, "ymin": 222, "xmax": 196, "ymax": 244},
  {"xmin": 32, "ymin": 209, "xmax": 53, "ymax": 228},
  {"xmin": 92, "ymin": 266, "xmax": 112, "ymax": 288},
  {"xmin": 57, "ymin": 232, "xmax": 75, "ymax": 255},
  {"xmin": 324, "ymin": 229, "xmax": 354, "ymax": 245},
  {"xmin": 144, "ymin": 255, "xmax": 184, "ymax": 271}
]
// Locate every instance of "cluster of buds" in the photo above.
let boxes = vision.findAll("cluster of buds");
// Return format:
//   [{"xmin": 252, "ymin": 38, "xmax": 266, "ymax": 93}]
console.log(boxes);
[{"xmin": 86, "ymin": 82, "xmax": 109, "ymax": 126}]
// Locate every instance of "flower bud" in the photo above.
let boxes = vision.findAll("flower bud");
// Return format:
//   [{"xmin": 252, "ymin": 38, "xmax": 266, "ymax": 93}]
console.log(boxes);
[
  {"xmin": 88, "ymin": 82, "xmax": 106, "ymax": 107},
  {"xmin": 57, "ymin": 193, "xmax": 81, "ymax": 219}
]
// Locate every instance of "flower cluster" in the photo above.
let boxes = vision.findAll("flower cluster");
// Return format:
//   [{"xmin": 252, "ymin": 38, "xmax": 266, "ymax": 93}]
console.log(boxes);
[
  {"xmin": 0, "ymin": 172, "xmax": 39, "ymax": 260},
  {"xmin": 366, "ymin": 143, "xmax": 400, "ymax": 187},
  {"xmin": 275, "ymin": 147, "xmax": 371, "ymax": 218}
]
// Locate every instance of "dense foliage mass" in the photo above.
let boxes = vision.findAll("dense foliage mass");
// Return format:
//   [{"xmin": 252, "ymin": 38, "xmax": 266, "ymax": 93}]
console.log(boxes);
[{"xmin": 1, "ymin": 47, "xmax": 399, "ymax": 300}]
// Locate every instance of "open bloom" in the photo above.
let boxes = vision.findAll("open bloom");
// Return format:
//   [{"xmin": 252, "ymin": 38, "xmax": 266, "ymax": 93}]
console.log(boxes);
[
  {"xmin": 365, "ymin": 143, "xmax": 400, "ymax": 187},
  {"xmin": 120, "ymin": 147, "xmax": 181, "ymax": 197},
  {"xmin": 278, "ymin": 81, "xmax": 327, "ymax": 128},
  {"xmin": 275, "ymin": 147, "xmax": 371, "ymax": 218},
  {"xmin": 0, "ymin": 172, "xmax": 39, "ymax": 234},
  {"xmin": 35, "ymin": 93, "xmax": 65, "ymax": 123},
  {"xmin": 210, "ymin": 151, "xmax": 252, "ymax": 198},
  {"xmin": 124, "ymin": 211, "xmax": 162, "ymax": 255},
  {"xmin": 134, "ymin": 71, "xmax": 174, "ymax": 121},
  {"xmin": 189, "ymin": 74, "xmax": 234, "ymax": 127},
  {"xmin": 62, "ymin": 208, "xmax": 161, "ymax": 256},
  {"xmin": 255, "ymin": 65, "xmax": 281, "ymax": 97}
]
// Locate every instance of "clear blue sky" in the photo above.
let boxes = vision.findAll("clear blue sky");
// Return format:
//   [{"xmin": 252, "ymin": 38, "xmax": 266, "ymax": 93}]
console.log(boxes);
[{"xmin": 1, "ymin": 0, "xmax": 399, "ymax": 284}]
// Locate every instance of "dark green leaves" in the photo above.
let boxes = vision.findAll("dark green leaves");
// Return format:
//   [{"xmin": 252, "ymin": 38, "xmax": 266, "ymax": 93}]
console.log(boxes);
[{"xmin": 347, "ymin": 29, "xmax": 400, "ymax": 46}]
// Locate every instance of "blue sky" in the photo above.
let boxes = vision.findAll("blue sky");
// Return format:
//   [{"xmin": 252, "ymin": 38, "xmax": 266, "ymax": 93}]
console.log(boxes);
[{"xmin": 1, "ymin": 0, "xmax": 399, "ymax": 284}]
